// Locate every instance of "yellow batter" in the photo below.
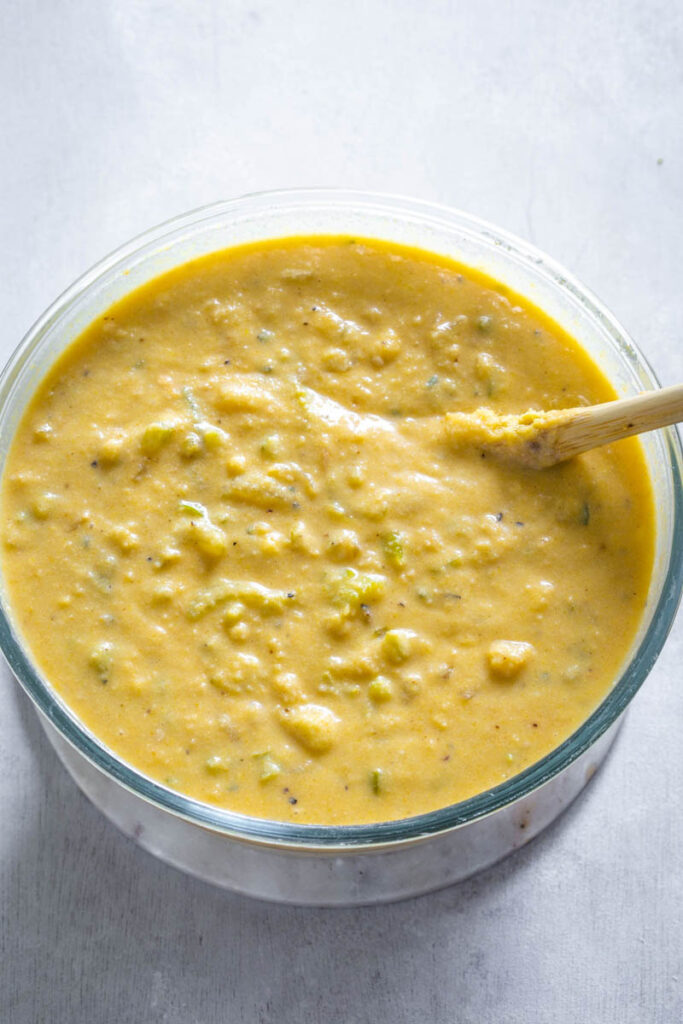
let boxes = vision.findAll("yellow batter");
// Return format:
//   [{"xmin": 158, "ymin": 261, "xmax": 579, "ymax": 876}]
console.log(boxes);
[{"xmin": 1, "ymin": 238, "xmax": 654, "ymax": 824}]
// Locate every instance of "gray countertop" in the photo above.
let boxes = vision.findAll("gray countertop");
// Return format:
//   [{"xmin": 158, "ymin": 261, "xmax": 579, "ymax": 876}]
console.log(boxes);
[{"xmin": 1, "ymin": 1, "xmax": 681, "ymax": 1020}]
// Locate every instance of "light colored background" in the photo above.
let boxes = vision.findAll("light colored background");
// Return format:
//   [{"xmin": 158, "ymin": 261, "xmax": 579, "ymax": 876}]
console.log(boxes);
[{"xmin": 1, "ymin": 1, "xmax": 681, "ymax": 1021}]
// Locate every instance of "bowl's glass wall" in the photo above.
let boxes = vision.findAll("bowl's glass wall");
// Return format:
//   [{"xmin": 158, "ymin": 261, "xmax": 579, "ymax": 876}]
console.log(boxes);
[{"xmin": 0, "ymin": 190, "xmax": 680, "ymax": 848}]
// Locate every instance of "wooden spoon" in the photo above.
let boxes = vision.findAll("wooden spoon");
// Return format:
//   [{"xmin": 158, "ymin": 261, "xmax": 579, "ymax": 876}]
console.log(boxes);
[{"xmin": 443, "ymin": 383, "xmax": 683, "ymax": 469}]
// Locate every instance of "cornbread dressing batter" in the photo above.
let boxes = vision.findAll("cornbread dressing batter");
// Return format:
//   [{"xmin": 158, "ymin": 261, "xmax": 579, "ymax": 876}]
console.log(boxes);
[{"xmin": 1, "ymin": 238, "xmax": 654, "ymax": 824}]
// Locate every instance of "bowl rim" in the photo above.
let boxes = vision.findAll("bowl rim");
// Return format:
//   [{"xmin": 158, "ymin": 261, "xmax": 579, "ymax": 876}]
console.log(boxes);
[{"xmin": 1, "ymin": 187, "xmax": 681, "ymax": 849}]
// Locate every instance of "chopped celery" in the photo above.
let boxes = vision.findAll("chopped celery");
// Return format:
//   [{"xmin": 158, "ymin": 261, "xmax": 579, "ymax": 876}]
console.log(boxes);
[
  {"xmin": 182, "ymin": 386, "xmax": 201, "ymax": 419},
  {"xmin": 383, "ymin": 530, "xmax": 405, "ymax": 568},
  {"xmin": 140, "ymin": 422, "xmax": 175, "ymax": 455},
  {"xmin": 325, "ymin": 567, "xmax": 386, "ymax": 609},
  {"xmin": 178, "ymin": 499, "xmax": 207, "ymax": 517}
]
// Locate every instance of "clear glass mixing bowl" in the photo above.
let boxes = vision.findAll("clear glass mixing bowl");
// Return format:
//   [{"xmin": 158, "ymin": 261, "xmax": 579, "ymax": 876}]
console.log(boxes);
[{"xmin": 0, "ymin": 190, "xmax": 680, "ymax": 903}]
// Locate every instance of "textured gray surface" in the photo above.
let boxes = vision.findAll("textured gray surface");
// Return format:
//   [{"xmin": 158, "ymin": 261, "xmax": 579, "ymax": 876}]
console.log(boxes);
[{"xmin": 1, "ymin": 1, "xmax": 682, "ymax": 1020}]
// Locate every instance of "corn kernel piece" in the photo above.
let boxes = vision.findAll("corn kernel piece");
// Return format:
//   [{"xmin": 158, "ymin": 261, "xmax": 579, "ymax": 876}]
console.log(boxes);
[
  {"xmin": 31, "ymin": 492, "xmax": 59, "ymax": 520},
  {"xmin": 222, "ymin": 601, "xmax": 245, "ymax": 626},
  {"xmin": 278, "ymin": 703, "xmax": 340, "ymax": 754},
  {"xmin": 487, "ymin": 640, "xmax": 536, "ymax": 678},
  {"xmin": 381, "ymin": 629, "xmax": 417, "ymax": 663},
  {"xmin": 190, "ymin": 518, "xmax": 227, "ymax": 558},
  {"xmin": 180, "ymin": 431, "xmax": 203, "ymax": 457},
  {"xmin": 153, "ymin": 546, "xmax": 182, "ymax": 570},
  {"xmin": 259, "ymin": 433, "xmax": 281, "ymax": 459},
  {"xmin": 259, "ymin": 755, "xmax": 281, "ymax": 783},
  {"xmin": 226, "ymin": 454, "xmax": 247, "ymax": 476},
  {"xmin": 368, "ymin": 676, "xmax": 393, "ymax": 703},
  {"xmin": 271, "ymin": 671, "xmax": 304, "ymax": 703},
  {"xmin": 321, "ymin": 347, "xmax": 353, "ymax": 373},
  {"xmin": 32, "ymin": 422, "xmax": 53, "ymax": 443},
  {"xmin": 229, "ymin": 621, "xmax": 249, "ymax": 642},
  {"xmin": 89, "ymin": 641, "xmax": 113, "ymax": 677},
  {"xmin": 109, "ymin": 525, "xmax": 139, "ymax": 553},
  {"xmin": 99, "ymin": 435, "xmax": 126, "ymax": 465},
  {"xmin": 201, "ymin": 424, "xmax": 228, "ymax": 450},
  {"xmin": 327, "ymin": 529, "xmax": 361, "ymax": 562}
]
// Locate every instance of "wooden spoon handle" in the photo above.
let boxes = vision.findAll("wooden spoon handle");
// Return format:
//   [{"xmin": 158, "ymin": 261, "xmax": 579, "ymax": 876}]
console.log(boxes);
[{"xmin": 552, "ymin": 382, "xmax": 683, "ymax": 463}]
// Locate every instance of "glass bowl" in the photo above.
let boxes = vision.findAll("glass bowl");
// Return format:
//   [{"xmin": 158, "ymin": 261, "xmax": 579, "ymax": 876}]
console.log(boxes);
[{"xmin": 0, "ymin": 189, "xmax": 681, "ymax": 904}]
